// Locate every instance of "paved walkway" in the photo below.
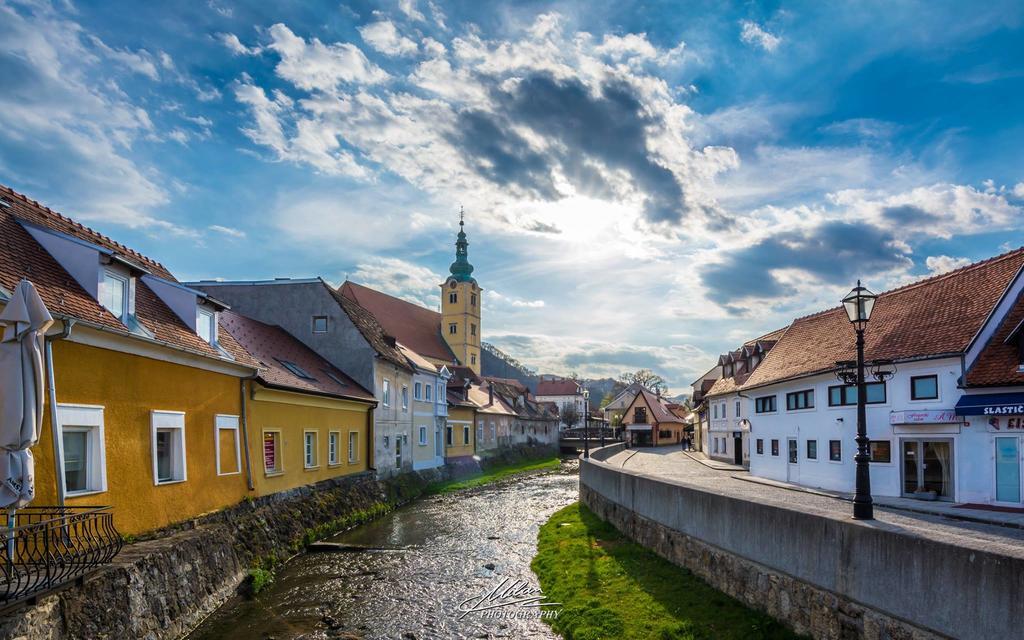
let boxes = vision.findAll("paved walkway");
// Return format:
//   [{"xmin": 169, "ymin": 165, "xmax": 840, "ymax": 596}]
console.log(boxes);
[{"xmin": 603, "ymin": 447, "xmax": 1024, "ymax": 557}]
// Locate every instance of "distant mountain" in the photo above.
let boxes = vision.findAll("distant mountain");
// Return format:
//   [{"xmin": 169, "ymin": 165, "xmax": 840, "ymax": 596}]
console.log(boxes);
[{"xmin": 481, "ymin": 342, "xmax": 540, "ymax": 391}]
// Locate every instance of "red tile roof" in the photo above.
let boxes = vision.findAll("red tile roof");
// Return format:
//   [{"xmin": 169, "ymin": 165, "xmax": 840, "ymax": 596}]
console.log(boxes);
[
  {"xmin": 743, "ymin": 248, "xmax": 1024, "ymax": 390},
  {"xmin": 339, "ymin": 281, "xmax": 455, "ymax": 363},
  {"xmin": 535, "ymin": 378, "xmax": 581, "ymax": 396},
  {"xmin": 0, "ymin": 185, "xmax": 257, "ymax": 369},
  {"xmin": 966, "ymin": 294, "xmax": 1024, "ymax": 387},
  {"xmin": 219, "ymin": 311, "xmax": 374, "ymax": 402}
]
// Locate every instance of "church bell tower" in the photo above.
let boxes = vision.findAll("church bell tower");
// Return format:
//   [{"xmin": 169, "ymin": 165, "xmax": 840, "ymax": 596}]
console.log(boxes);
[{"xmin": 441, "ymin": 209, "xmax": 482, "ymax": 374}]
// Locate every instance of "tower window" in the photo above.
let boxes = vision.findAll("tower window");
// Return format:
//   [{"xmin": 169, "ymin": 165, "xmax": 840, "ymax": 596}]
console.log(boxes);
[
  {"xmin": 470, "ymin": 323, "xmax": 476, "ymax": 336},
  {"xmin": 471, "ymin": 353, "xmax": 477, "ymax": 365},
  {"xmin": 471, "ymin": 293, "xmax": 477, "ymax": 306},
  {"xmin": 449, "ymin": 292, "xmax": 457, "ymax": 304},
  {"xmin": 449, "ymin": 323, "xmax": 457, "ymax": 335}
]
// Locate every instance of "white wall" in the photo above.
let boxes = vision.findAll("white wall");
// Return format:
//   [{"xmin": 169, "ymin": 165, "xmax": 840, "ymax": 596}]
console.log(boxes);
[{"xmin": 745, "ymin": 358, "xmax": 977, "ymax": 499}]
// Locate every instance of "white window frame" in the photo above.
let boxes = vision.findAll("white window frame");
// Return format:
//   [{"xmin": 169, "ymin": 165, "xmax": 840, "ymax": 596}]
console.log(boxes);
[
  {"xmin": 151, "ymin": 410, "xmax": 187, "ymax": 485},
  {"xmin": 304, "ymin": 430, "xmax": 319, "ymax": 469},
  {"xmin": 101, "ymin": 270, "xmax": 129, "ymax": 320},
  {"xmin": 348, "ymin": 431, "xmax": 359, "ymax": 463},
  {"xmin": 56, "ymin": 404, "xmax": 107, "ymax": 497},
  {"xmin": 263, "ymin": 429, "xmax": 283, "ymax": 475},
  {"xmin": 414, "ymin": 381, "xmax": 422, "ymax": 400},
  {"xmin": 463, "ymin": 425, "xmax": 470, "ymax": 444},
  {"xmin": 425, "ymin": 384, "xmax": 431, "ymax": 402},
  {"xmin": 329, "ymin": 431, "xmax": 340, "ymax": 465},
  {"xmin": 382, "ymin": 378, "xmax": 391, "ymax": 407},
  {"xmin": 196, "ymin": 307, "xmax": 217, "ymax": 344},
  {"xmin": 312, "ymin": 315, "xmax": 329, "ymax": 333},
  {"xmin": 419, "ymin": 425, "xmax": 428, "ymax": 445},
  {"xmin": 402, "ymin": 385, "xmax": 409, "ymax": 412},
  {"xmin": 214, "ymin": 414, "xmax": 241, "ymax": 476}
]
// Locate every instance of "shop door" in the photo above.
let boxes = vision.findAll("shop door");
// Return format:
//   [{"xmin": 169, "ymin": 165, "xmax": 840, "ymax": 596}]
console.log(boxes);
[
  {"xmin": 994, "ymin": 437, "xmax": 1021, "ymax": 504},
  {"xmin": 786, "ymin": 438, "xmax": 799, "ymax": 483},
  {"xmin": 734, "ymin": 436, "xmax": 743, "ymax": 465},
  {"xmin": 901, "ymin": 439, "xmax": 954, "ymax": 500}
]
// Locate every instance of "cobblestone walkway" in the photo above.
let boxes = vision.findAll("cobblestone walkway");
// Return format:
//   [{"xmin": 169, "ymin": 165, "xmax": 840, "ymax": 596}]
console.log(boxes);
[{"xmin": 603, "ymin": 447, "xmax": 1024, "ymax": 557}]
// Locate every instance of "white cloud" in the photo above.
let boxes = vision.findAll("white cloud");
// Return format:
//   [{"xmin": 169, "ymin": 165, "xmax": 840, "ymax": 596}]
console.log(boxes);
[
  {"xmin": 349, "ymin": 256, "xmax": 442, "ymax": 309},
  {"xmin": 266, "ymin": 23, "xmax": 389, "ymax": 91},
  {"xmin": 925, "ymin": 255, "xmax": 972, "ymax": 275},
  {"xmin": 358, "ymin": 20, "xmax": 418, "ymax": 57},
  {"xmin": 1014, "ymin": 182, "xmax": 1024, "ymax": 198},
  {"xmin": 739, "ymin": 20, "xmax": 782, "ymax": 52},
  {"xmin": 209, "ymin": 224, "xmax": 246, "ymax": 239},
  {"xmin": 0, "ymin": 1, "xmax": 190, "ymax": 233},
  {"xmin": 218, "ymin": 32, "xmax": 262, "ymax": 56},
  {"xmin": 487, "ymin": 290, "xmax": 545, "ymax": 308},
  {"xmin": 398, "ymin": 0, "xmax": 427, "ymax": 22}
]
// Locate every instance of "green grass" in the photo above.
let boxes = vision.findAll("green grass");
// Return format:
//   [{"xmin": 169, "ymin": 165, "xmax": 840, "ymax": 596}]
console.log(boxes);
[
  {"xmin": 532, "ymin": 503, "xmax": 802, "ymax": 640},
  {"xmin": 425, "ymin": 456, "xmax": 561, "ymax": 494}
]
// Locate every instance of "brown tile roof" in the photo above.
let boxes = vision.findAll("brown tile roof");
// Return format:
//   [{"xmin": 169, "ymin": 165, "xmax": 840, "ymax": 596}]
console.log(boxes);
[
  {"xmin": 339, "ymin": 281, "xmax": 456, "ymax": 363},
  {"xmin": 0, "ymin": 185, "xmax": 257, "ymax": 369},
  {"xmin": 219, "ymin": 311, "xmax": 374, "ymax": 402},
  {"xmin": 627, "ymin": 388, "xmax": 685, "ymax": 424},
  {"xmin": 966, "ymin": 294, "xmax": 1024, "ymax": 387},
  {"xmin": 743, "ymin": 247, "xmax": 1024, "ymax": 390},
  {"xmin": 535, "ymin": 378, "xmax": 581, "ymax": 396},
  {"xmin": 325, "ymin": 285, "xmax": 411, "ymax": 372}
]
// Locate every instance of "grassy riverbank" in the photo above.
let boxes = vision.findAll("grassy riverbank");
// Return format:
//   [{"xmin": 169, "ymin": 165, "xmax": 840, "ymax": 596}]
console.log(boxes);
[
  {"xmin": 425, "ymin": 455, "xmax": 561, "ymax": 494},
  {"xmin": 532, "ymin": 503, "xmax": 801, "ymax": 640}
]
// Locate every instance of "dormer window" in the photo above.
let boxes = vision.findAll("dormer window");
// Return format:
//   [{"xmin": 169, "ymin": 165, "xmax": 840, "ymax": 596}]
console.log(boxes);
[
  {"xmin": 101, "ymin": 270, "xmax": 128, "ymax": 320},
  {"xmin": 197, "ymin": 307, "xmax": 216, "ymax": 344}
]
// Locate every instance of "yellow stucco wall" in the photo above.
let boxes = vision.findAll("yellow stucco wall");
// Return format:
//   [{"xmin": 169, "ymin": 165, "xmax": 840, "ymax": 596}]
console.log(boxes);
[
  {"xmin": 35, "ymin": 340, "xmax": 249, "ymax": 536},
  {"xmin": 247, "ymin": 384, "xmax": 372, "ymax": 495},
  {"xmin": 445, "ymin": 405, "xmax": 475, "ymax": 458},
  {"xmin": 440, "ymin": 279, "xmax": 482, "ymax": 374}
]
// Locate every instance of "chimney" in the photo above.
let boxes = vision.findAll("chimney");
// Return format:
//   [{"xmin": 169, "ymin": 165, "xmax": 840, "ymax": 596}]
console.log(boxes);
[{"xmin": 488, "ymin": 383, "xmax": 494, "ymax": 406}]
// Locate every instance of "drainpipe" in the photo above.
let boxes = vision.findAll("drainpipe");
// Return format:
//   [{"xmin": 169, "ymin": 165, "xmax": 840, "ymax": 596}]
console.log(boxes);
[
  {"xmin": 239, "ymin": 377, "xmax": 256, "ymax": 491},
  {"xmin": 366, "ymin": 407, "xmax": 375, "ymax": 472},
  {"xmin": 46, "ymin": 318, "xmax": 76, "ymax": 507}
]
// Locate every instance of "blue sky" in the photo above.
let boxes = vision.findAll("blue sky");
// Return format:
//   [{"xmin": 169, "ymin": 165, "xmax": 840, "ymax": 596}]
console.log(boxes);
[{"xmin": 2, "ymin": 0, "xmax": 1023, "ymax": 391}]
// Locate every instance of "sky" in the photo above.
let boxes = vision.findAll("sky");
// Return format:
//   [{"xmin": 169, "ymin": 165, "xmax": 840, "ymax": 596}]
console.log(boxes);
[{"xmin": 2, "ymin": 0, "xmax": 1023, "ymax": 393}]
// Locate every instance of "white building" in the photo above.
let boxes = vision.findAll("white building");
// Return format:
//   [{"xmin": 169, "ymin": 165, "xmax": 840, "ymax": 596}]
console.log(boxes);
[
  {"xmin": 703, "ymin": 331, "xmax": 785, "ymax": 466},
  {"xmin": 535, "ymin": 377, "xmax": 586, "ymax": 430},
  {"xmin": 723, "ymin": 248, "xmax": 1024, "ymax": 505}
]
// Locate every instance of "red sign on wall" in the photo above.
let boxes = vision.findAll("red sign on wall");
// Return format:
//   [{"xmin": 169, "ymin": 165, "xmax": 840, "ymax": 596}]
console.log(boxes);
[{"xmin": 264, "ymin": 433, "xmax": 277, "ymax": 471}]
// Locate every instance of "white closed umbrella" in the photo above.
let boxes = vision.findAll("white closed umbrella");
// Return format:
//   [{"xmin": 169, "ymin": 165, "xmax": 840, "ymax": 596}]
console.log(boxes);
[{"xmin": 0, "ymin": 280, "xmax": 54, "ymax": 509}]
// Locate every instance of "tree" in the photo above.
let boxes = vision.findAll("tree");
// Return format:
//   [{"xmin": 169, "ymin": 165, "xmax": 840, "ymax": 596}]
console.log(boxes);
[
  {"xmin": 619, "ymin": 369, "xmax": 668, "ymax": 395},
  {"xmin": 560, "ymin": 402, "xmax": 581, "ymax": 429},
  {"xmin": 599, "ymin": 391, "xmax": 615, "ymax": 409}
]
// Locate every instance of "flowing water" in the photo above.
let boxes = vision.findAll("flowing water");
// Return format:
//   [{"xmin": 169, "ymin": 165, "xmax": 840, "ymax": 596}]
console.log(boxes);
[{"xmin": 188, "ymin": 461, "xmax": 578, "ymax": 640}]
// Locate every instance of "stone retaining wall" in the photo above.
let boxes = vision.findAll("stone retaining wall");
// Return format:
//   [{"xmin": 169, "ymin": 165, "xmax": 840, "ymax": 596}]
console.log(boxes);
[
  {"xmin": 0, "ymin": 442, "xmax": 556, "ymax": 640},
  {"xmin": 580, "ymin": 455, "xmax": 1022, "ymax": 640}
]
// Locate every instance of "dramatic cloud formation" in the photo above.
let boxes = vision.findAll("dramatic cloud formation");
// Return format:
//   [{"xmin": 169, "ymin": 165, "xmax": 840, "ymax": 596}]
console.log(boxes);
[{"xmin": 3, "ymin": 1, "xmax": 1023, "ymax": 391}]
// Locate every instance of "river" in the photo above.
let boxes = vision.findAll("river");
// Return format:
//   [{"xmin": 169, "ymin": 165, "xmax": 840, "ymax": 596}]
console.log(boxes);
[{"xmin": 188, "ymin": 461, "xmax": 578, "ymax": 640}]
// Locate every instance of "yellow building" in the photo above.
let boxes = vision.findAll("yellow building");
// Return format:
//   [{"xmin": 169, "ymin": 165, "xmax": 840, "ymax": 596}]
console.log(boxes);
[
  {"xmin": 1, "ymin": 185, "xmax": 261, "ymax": 535},
  {"xmin": 219, "ymin": 312, "xmax": 376, "ymax": 494},
  {"xmin": 445, "ymin": 366, "xmax": 479, "ymax": 460},
  {"xmin": 441, "ymin": 214, "xmax": 482, "ymax": 375}
]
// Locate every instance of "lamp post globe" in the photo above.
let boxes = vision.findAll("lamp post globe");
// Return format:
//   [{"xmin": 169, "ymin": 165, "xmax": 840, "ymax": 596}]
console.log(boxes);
[{"xmin": 842, "ymin": 280, "xmax": 877, "ymax": 520}]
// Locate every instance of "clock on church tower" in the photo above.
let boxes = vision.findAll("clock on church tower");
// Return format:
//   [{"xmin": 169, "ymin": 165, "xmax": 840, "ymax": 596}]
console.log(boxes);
[{"xmin": 441, "ymin": 211, "xmax": 482, "ymax": 374}]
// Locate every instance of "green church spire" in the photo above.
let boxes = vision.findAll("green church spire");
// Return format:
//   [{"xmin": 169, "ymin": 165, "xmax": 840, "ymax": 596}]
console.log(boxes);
[{"xmin": 449, "ymin": 207, "xmax": 476, "ymax": 283}]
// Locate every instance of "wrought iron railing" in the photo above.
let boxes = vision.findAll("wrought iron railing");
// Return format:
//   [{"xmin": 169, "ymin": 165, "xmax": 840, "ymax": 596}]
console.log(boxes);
[{"xmin": 0, "ymin": 506, "xmax": 122, "ymax": 607}]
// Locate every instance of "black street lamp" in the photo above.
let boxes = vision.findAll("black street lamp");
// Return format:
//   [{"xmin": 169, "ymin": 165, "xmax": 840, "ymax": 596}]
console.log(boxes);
[
  {"xmin": 582, "ymin": 388, "xmax": 590, "ymax": 459},
  {"xmin": 841, "ymin": 280, "xmax": 878, "ymax": 520}
]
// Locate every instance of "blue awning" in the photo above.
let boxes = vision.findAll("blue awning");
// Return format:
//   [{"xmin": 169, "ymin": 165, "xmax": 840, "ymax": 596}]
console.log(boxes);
[{"xmin": 955, "ymin": 393, "xmax": 1024, "ymax": 416}]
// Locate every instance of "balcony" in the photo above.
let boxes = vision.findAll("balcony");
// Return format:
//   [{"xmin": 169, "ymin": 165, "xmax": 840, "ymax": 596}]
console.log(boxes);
[{"xmin": 0, "ymin": 506, "xmax": 122, "ymax": 609}]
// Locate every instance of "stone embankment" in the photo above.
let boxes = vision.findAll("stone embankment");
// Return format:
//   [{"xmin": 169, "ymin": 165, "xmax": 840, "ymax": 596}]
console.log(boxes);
[
  {"xmin": 0, "ymin": 443, "xmax": 555, "ymax": 640},
  {"xmin": 582, "ymin": 444, "xmax": 1022, "ymax": 640}
]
